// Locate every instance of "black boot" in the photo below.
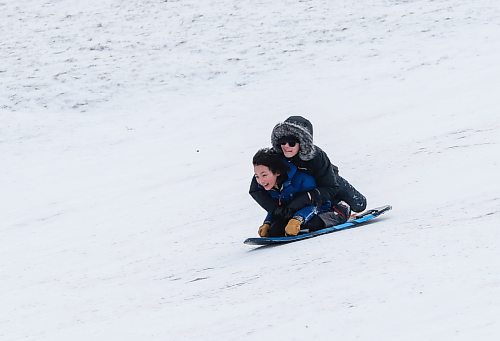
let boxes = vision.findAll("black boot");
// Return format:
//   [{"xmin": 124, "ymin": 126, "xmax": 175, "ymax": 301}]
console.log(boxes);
[
  {"xmin": 332, "ymin": 202, "xmax": 351, "ymax": 223},
  {"xmin": 316, "ymin": 202, "xmax": 351, "ymax": 228}
]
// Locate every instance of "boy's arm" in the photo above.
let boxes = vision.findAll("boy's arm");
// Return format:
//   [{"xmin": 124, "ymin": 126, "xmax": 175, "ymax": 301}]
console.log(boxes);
[{"xmin": 310, "ymin": 149, "xmax": 340, "ymax": 202}]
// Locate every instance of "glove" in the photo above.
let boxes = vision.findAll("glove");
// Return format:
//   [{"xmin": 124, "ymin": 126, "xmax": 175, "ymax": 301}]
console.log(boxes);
[
  {"xmin": 272, "ymin": 206, "xmax": 294, "ymax": 220},
  {"xmin": 258, "ymin": 223, "xmax": 271, "ymax": 237},
  {"xmin": 284, "ymin": 218, "xmax": 302, "ymax": 236}
]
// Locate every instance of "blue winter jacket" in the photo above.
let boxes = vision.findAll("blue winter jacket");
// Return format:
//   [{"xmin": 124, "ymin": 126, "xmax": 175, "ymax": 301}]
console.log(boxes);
[{"xmin": 259, "ymin": 161, "xmax": 317, "ymax": 223}]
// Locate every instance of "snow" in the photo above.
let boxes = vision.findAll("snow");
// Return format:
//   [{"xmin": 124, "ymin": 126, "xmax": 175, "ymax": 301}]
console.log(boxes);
[{"xmin": 1, "ymin": 0, "xmax": 500, "ymax": 340}]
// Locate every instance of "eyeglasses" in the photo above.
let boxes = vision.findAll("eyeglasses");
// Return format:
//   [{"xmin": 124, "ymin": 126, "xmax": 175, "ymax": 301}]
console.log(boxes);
[{"xmin": 279, "ymin": 139, "xmax": 298, "ymax": 147}]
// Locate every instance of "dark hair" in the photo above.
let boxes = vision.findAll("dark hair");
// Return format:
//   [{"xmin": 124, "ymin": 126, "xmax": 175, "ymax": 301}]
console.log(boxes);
[{"xmin": 253, "ymin": 148, "xmax": 289, "ymax": 176}]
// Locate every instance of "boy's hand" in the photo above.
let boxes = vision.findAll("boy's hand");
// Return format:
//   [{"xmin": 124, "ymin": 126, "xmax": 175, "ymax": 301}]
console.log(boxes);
[{"xmin": 258, "ymin": 223, "xmax": 271, "ymax": 237}]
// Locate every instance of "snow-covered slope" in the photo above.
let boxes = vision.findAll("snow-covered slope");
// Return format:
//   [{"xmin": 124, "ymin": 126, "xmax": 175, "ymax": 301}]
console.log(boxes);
[{"xmin": 1, "ymin": 0, "xmax": 500, "ymax": 340}]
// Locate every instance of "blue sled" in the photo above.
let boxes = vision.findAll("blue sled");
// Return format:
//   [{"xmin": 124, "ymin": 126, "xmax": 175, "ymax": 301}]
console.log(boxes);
[{"xmin": 244, "ymin": 205, "xmax": 392, "ymax": 246}]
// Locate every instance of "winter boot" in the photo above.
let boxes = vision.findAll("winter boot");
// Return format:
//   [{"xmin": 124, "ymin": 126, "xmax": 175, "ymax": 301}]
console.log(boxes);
[{"xmin": 333, "ymin": 202, "xmax": 351, "ymax": 224}]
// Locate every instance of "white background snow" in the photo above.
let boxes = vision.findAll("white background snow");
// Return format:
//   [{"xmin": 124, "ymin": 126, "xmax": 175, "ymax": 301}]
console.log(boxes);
[{"xmin": 1, "ymin": 0, "xmax": 500, "ymax": 340}]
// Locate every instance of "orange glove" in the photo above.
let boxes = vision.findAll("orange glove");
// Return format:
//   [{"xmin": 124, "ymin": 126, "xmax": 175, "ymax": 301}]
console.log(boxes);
[
  {"xmin": 284, "ymin": 218, "xmax": 302, "ymax": 236},
  {"xmin": 258, "ymin": 223, "xmax": 271, "ymax": 237}
]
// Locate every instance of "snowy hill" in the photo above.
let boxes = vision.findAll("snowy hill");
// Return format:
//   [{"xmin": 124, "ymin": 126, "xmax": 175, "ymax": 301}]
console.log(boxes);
[{"xmin": 1, "ymin": 0, "xmax": 500, "ymax": 340}]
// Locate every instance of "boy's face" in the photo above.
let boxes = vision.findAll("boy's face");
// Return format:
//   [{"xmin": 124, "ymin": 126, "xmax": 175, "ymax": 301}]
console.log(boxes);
[{"xmin": 254, "ymin": 165, "xmax": 280, "ymax": 191}]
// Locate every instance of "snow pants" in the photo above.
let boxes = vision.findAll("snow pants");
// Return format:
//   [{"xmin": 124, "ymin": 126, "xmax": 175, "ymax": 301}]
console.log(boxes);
[{"xmin": 334, "ymin": 175, "xmax": 367, "ymax": 213}]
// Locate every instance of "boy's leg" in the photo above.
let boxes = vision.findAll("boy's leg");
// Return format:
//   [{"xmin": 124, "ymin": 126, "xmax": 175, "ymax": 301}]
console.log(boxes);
[
  {"xmin": 335, "ymin": 176, "xmax": 367, "ymax": 212},
  {"xmin": 302, "ymin": 205, "xmax": 349, "ymax": 231},
  {"xmin": 302, "ymin": 215, "xmax": 325, "ymax": 232},
  {"xmin": 268, "ymin": 219, "xmax": 287, "ymax": 237}
]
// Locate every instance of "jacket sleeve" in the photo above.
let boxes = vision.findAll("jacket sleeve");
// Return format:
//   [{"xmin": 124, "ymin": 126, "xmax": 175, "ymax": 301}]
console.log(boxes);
[
  {"xmin": 310, "ymin": 149, "xmax": 340, "ymax": 202},
  {"xmin": 286, "ymin": 191, "xmax": 314, "ymax": 212},
  {"xmin": 249, "ymin": 176, "xmax": 278, "ymax": 213},
  {"xmin": 283, "ymin": 172, "xmax": 317, "ymax": 213},
  {"xmin": 264, "ymin": 212, "xmax": 273, "ymax": 224}
]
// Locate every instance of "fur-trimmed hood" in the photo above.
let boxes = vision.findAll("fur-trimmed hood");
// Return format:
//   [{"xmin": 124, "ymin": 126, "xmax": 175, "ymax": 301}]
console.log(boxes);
[{"xmin": 271, "ymin": 116, "xmax": 316, "ymax": 161}]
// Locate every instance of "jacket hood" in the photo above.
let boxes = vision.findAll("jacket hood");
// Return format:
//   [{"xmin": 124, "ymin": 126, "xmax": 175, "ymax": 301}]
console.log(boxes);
[{"xmin": 271, "ymin": 115, "xmax": 316, "ymax": 161}]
